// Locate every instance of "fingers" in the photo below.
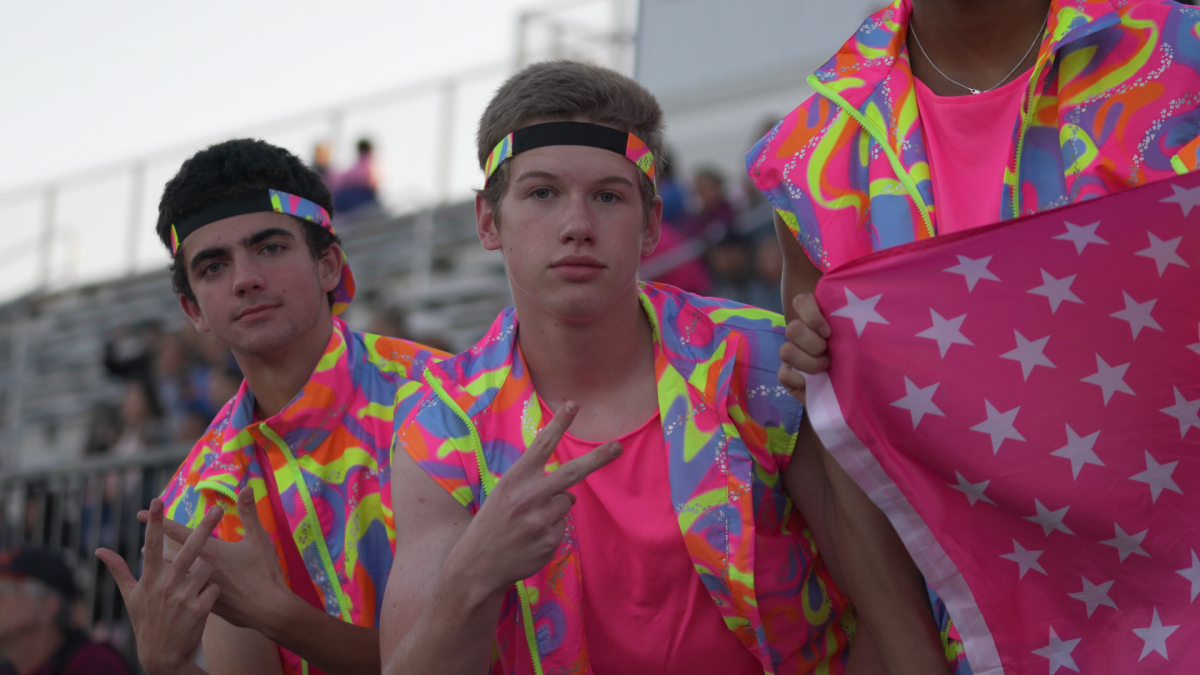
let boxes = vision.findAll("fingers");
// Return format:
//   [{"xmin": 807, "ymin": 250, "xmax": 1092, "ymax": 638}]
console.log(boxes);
[
  {"xmin": 792, "ymin": 294, "xmax": 831, "ymax": 339},
  {"xmin": 196, "ymin": 580, "xmax": 222, "ymax": 613},
  {"xmin": 236, "ymin": 487, "xmax": 267, "ymax": 542},
  {"xmin": 547, "ymin": 492, "xmax": 575, "ymax": 521},
  {"xmin": 785, "ymin": 318, "xmax": 828, "ymax": 362},
  {"xmin": 780, "ymin": 336, "xmax": 829, "ymax": 374},
  {"xmin": 95, "ymin": 548, "xmax": 136, "ymax": 598},
  {"xmin": 511, "ymin": 401, "xmax": 579, "ymax": 476},
  {"xmin": 143, "ymin": 499, "xmax": 164, "ymax": 576},
  {"xmin": 184, "ymin": 560, "xmax": 214, "ymax": 595},
  {"xmin": 543, "ymin": 441, "xmax": 623, "ymax": 496},
  {"xmin": 171, "ymin": 506, "xmax": 223, "ymax": 583},
  {"xmin": 777, "ymin": 363, "xmax": 808, "ymax": 405}
]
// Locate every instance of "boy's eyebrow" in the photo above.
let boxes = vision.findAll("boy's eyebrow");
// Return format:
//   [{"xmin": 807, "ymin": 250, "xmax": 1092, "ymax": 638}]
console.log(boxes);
[
  {"xmin": 512, "ymin": 170, "xmax": 636, "ymax": 189},
  {"xmin": 188, "ymin": 227, "xmax": 296, "ymax": 273},
  {"xmin": 242, "ymin": 227, "xmax": 295, "ymax": 247}
]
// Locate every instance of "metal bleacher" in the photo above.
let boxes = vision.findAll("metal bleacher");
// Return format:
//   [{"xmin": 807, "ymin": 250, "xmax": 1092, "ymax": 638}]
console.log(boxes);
[{"xmin": 0, "ymin": 198, "xmax": 510, "ymax": 471}]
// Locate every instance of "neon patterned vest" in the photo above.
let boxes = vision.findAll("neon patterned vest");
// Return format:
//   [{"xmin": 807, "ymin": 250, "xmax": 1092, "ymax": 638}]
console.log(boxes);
[
  {"xmin": 747, "ymin": 0, "xmax": 1200, "ymax": 271},
  {"xmin": 396, "ymin": 284, "xmax": 853, "ymax": 675},
  {"xmin": 161, "ymin": 316, "xmax": 447, "ymax": 675}
]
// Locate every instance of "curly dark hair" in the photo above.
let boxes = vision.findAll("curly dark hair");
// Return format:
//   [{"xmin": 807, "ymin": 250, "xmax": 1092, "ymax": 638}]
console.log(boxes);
[{"xmin": 156, "ymin": 138, "xmax": 340, "ymax": 303}]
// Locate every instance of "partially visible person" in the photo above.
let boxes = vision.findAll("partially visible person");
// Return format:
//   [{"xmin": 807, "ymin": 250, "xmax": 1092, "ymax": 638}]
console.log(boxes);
[
  {"xmin": 705, "ymin": 229, "xmax": 754, "ymax": 304},
  {"xmin": 310, "ymin": 142, "xmax": 332, "ymax": 183},
  {"xmin": 679, "ymin": 165, "xmax": 735, "ymax": 241},
  {"xmin": 98, "ymin": 138, "xmax": 447, "ymax": 675},
  {"xmin": 332, "ymin": 138, "xmax": 380, "ymax": 216},
  {"xmin": 745, "ymin": 233, "xmax": 784, "ymax": 314},
  {"xmin": 748, "ymin": 0, "xmax": 1200, "ymax": 671},
  {"xmin": 0, "ymin": 547, "xmax": 131, "ymax": 675}
]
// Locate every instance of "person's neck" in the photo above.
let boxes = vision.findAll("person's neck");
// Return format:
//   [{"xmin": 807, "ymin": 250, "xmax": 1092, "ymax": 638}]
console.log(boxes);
[
  {"xmin": 0, "ymin": 624, "xmax": 63, "ymax": 675},
  {"xmin": 908, "ymin": 0, "xmax": 1051, "ymax": 96},
  {"xmin": 236, "ymin": 314, "xmax": 336, "ymax": 420},
  {"xmin": 516, "ymin": 282, "xmax": 657, "ymax": 439}
]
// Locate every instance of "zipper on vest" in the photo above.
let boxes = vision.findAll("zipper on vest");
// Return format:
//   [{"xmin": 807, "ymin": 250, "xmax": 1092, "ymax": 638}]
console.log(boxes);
[
  {"xmin": 1011, "ymin": 57, "xmax": 1048, "ymax": 218},
  {"xmin": 421, "ymin": 370, "xmax": 546, "ymax": 675},
  {"xmin": 806, "ymin": 74, "xmax": 936, "ymax": 239},
  {"xmin": 259, "ymin": 424, "xmax": 354, "ymax": 624}
]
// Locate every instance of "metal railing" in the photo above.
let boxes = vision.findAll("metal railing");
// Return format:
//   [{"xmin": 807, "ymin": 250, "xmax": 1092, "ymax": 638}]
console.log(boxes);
[
  {"xmin": 0, "ymin": 0, "xmax": 635, "ymax": 304},
  {"xmin": 0, "ymin": 447, "xmax": 189, "ymax": 666}
]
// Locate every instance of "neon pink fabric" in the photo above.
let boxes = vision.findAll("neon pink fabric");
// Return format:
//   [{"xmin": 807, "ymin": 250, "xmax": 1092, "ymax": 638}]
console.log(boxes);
[
  {"xmin": 806, "ymin": 173, "xmax": 1200, "ymax": 672},
  {"xmin": 540, "ymin": 400, "xmax": 763, "ymax": 674},
  {"xmin": 914, "ymin": 73, "xmax": 1028, "ymax": 234}
]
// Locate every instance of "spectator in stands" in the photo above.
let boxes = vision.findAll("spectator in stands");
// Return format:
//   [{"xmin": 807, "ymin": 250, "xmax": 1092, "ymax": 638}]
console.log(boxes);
[
  {"xmin": 679, "ymin": 165, "xmax": 734, "ymax": 242},
  {"xmin": 744, "ymin": 233, "xmax": 784, "ymax": 314},
  {"xmin": 310, "ymin": 142, "xmax": 332, "ymax": 183},
  {"xmin": 0, "ymin": 547, "xmax": 130, "ymax": 675},
  {"xmin": 705, "ymin": 229, "xmax": 754, "ymax": 305},
  {"xmin": 655, "ymin": 147, "xmax": 687, "ymax": 223},
  {"xmin": 98, "ymin": 138, "xmax": 447, "ymax": 675},
  {"xmin": 332, "ymin": 138, "xmax": 380, "ymax": 217}
]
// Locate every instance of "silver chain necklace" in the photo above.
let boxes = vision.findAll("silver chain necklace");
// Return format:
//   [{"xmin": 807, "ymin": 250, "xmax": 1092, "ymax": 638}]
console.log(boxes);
[{"xmin": 909, "ymin": 13, "xmax": 1048, "ymax": 94}]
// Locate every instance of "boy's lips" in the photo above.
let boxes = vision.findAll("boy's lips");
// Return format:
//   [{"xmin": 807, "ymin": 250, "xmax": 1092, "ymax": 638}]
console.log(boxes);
[
  {"xmin": 234, "ymin": 302, "xmax": 281, "ymax": 321},
  {"xmin": 550, "ymin": 255, "xmax": 606, "ymax": 281}
]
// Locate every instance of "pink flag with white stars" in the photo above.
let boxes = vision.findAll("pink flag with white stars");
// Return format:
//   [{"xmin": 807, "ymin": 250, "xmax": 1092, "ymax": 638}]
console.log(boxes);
[{"xmin": 806, "ymin": 174, "xmax": 1200, "ymax": 675}]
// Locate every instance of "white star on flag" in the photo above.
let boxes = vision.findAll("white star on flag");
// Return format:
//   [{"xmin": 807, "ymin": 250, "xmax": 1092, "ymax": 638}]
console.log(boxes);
[
  {"xmin": 1109, "ymin": 291, "xmax": 1163, "ymax": 339},
  {"xmin": 1160, "ymin": 182, "xmax": 1200, "ymax": 216},
  {"xmin": 1000, "ymin": 330, "xmax": 1055, "ymax": 381},
  {"xmin": 915, "ymin": 309, "xmax": 973, "ymax": 357},
  {"xmin": 969, "ymin": 400, "xmax": 1025, "ymax": 454},
  {"xmin": 1050, "ymin": 424, "xmax": 1104, "ymax": 479},
  {"xmin": 1130, "ymin": 451, "xmax": 1182, "ymax": 503},
  {"xmin": 948, "ymin": 471, "xmax": 995, "ymax": 506},
  {"xmin": 1177, "ymin": 549, "xmax": 1200, "ymax": 603},
  {"xmin": 944, "ymin": 254, "xmax": 1000, "ymax": 292},
  {"xmin": 1135, "ymin": 231, "xmax": 1190, "ymax": 276},
  {"xmin": 1188, "ymin": 323, "xmax": 1200, "ymax": 356},
  {"xmin": 1160, "ymin": 387, "xmax": 1200, "ymax": 438},
  {"xmin": 830, "ymin": 287, "xmax": 889, "ymax": 337},
  {"xmin": 1133, "ymin": 608, "xmax": 1179, "ymax": 661},
  {"xmin": 1024, "ymin": 499, "xmax": 1073, "ymax": 536},
  {"xmin": 1053, "ymin": 221, "xmax": 1107, "ymax": 254},
  {"xmin": 890, "ymin": 377, "xmax": 944, "ymax": 428},
  {"xmin": 1080, "ymin": 354, "xmax": 1134, "ymax": 405},
  {"xmin": 1067, "ymin": 577, "xmax": 1117, "ymax": 617},
  {"xmin": 1100, "ymin": 523, "xmax": 1150, "ymax": 562},
  {"xmin": 1000, "ymin": 539, "xmax": 1048, "ymax": 578},
  {"xmin": 1031, "ymin": 626, "xmax": 1081, "ymax": 673},
  {"xmin": 1028, "ymin": 269, "xmax": 1083, "ymax": 313}
]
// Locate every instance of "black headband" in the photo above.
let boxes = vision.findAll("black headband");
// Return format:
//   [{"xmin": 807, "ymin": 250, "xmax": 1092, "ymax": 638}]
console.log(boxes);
[{"xmin": 483, "ymin": 121, "xmax": 657, "ymax": 190}]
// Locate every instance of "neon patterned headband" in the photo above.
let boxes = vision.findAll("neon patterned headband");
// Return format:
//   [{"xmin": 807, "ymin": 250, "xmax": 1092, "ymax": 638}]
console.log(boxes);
[
  {"xmin": 170, "ymin": 189, "xmax": 355, "ymax": 315},
  {"xmin": 483, "ymin": 121, "xmax": 656, "ymax": 192}
]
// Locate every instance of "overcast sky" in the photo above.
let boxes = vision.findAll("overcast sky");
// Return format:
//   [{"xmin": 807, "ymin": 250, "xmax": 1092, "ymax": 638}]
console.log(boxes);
[{"xmin": 0, "ymin": 0, "xmax": 590, "ymax": 297}]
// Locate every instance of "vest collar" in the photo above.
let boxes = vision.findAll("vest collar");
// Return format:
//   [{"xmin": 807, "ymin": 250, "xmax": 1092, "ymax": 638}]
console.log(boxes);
[
  {"xmin": 194, "ymin": 315, "xmax": 362, "ymax": 494},
  {"xmin": 813, "ymin": 0, "xmax": 1122, "ymax": 130}
]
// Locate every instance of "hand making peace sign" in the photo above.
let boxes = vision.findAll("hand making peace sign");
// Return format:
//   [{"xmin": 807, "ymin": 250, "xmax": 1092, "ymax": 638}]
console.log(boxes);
[
  {"xmin": 96, "ymin": 499, "xmax": 222, "ymax": 675},
  {"xmin": 451, "ymin": 401, "xmax": 623, "ymax": 592}
]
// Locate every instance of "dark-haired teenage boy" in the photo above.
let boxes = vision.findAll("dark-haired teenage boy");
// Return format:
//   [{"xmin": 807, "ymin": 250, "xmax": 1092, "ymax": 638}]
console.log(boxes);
[
  {"xmin": 380, "ymin": 61, "xmax": 949, "ymax": 675},
  {"xmin": 96, "ymin": 138, "xmax": 447, "ymax": 675}
]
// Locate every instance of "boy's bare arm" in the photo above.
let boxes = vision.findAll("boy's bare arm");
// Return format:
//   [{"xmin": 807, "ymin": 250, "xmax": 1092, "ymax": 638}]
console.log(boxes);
[
  {"xmin": 777, "ymin": 214, "xmax": 949, "ymax": 675},
  {"xmin": 381, "ymin": 404, "xmax": 621, "ymax": 675}
]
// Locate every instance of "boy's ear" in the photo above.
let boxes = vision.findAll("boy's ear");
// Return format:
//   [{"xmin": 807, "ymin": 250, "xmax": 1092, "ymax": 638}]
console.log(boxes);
[
  {"xmin": 179, "ymin": 294, "xmax": 210, "ymax": 334},
  {"xmin": 317, "ymin": 243, "xmax": 344, "ymax": 293},
  {"xmin": 641, "ymin": 196, "xmax": 664, "ymax": 257},
  {"xmin": 476, "ymin": 193, "xmax": 502, "ymax": 251}
]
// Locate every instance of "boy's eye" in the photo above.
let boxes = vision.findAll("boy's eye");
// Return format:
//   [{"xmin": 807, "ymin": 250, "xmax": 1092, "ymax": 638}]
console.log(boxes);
[
  {"xmin": 201, "ymin": 262, "xmax": 224, "ymax": 277},
  {"xmin": 532, "ymin": 188, "xmax": 554, "ymax": 199},
  {"xmin": 262, "ymin": 243, "xmax": 284, "ymax": 254},
  {"xmin": 598, "ymin": 192, "xmax": 619, "ymax": 204}
]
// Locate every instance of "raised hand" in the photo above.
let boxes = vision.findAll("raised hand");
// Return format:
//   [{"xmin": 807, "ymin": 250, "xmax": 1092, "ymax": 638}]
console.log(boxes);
[
  {"xmin": 450, "ymin": 401, "xmax": 622, "ymax": 592},
  {"xmin": 138, "ymin": 486, "xmax": 290, "ymax": 631},
  {"xmin": 97, "ymin": 499, "xmax": 222, "ymax": 675},
  {"xmin": 778, "ymin": 293, "xmax": 832, "ymax": 404}
]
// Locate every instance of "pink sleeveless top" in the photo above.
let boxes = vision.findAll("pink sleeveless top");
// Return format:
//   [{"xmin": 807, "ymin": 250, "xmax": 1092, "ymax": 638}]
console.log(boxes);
[
  {"xmin": 914, "ymin": 72, "xmax": 1029, "ymax": 234},
  {"xmin": 542, "ymin": 400, "xmax": 762, "ymax": 674}
]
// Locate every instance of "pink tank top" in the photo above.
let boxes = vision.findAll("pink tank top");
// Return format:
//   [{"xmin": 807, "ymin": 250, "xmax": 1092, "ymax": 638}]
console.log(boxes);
[
  {"xmin": 542, "ymin": 400, "xmax": 762, "ymax": 674},
  {"xmin": 914, "ymin": 71, "xmax": 1029, "ymax": 234}
]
